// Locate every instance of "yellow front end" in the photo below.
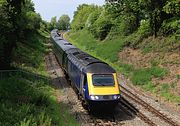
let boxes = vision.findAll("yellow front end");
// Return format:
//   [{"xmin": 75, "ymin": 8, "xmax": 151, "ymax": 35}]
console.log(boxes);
[{"xmin": 87, "ymin": 73, "xmax": 120, "ymax": 95}]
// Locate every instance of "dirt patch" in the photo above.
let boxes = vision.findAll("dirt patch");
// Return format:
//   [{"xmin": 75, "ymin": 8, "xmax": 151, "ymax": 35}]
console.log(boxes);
[{"xmin": 118, "ymin": 47, "xmax": 180, "ymax": 101}]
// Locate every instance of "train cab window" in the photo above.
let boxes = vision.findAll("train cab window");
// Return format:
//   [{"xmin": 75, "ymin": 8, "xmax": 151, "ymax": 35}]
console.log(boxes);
[{"xmin": 92, "ymin": 74, "xmax": 114, "ymax": 86}]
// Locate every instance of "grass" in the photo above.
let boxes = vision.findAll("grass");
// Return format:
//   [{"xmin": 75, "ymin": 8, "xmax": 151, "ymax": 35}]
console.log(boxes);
[
  {"xmin": 65, "ymin": 29, "xmax": 180, "ymax": 103},
  {"xmin": 0, "ymin": 75, "xmax": 79, "ymax": 126},
  {"xmin": 131, "ymin": 69, "xmax": 152, "ymax": 85},
  {"xmin": 159, "ymin": 84, "xmax": 180, "ymax": 103},
  {"xmin": 177, "ymin": 74, "xmax": 180, "ymax": 79},
  {"xmin": 0, "ymin": 33, "xmax": 79, "ymax": 126},
  {"xmin": 66, "ymin": 29, "xmax": 125, "ymax": 63}
]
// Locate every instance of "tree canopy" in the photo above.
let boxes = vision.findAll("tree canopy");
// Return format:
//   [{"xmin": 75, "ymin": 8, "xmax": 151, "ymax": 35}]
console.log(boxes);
[
  {"xmin": 0, "ymin": 0, "xmax": 43, "ymax": 69},
  {"xmin": 57, "ymin": 14, "xmax": 70, "ymax": 30},
  {"xmin": 70, "ymin": 0, "xmax": 179, "ymax": 40}
]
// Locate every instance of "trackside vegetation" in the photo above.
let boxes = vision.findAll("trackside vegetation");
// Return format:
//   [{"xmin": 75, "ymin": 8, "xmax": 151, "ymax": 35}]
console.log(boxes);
[
  {"xmin": 64, "ymin": 1, "xmax": 180, "ymax": 103},
  {"xmin": 0, "ymin": 0, "xmax": 79, "ymax": 125},
  {"xmin": 0, "ymin": 32, "xmax": 79, "ymax": 126}
]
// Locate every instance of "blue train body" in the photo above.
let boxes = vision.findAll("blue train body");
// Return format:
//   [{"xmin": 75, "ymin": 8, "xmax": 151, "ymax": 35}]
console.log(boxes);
[{"xmin": 51, "ymin": 29, "xmax": 121, "ymax": 110}]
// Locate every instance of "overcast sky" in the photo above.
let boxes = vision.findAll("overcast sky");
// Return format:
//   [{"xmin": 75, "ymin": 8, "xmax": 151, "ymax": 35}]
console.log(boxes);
[{"xmin": 32, "ymin": 0, "xmax": 105, "ymax": 22}]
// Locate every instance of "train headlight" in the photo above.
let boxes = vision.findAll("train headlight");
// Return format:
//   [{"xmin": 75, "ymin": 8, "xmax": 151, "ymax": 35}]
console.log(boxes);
[
  {"xmin": 113, "ymin": 95, "xmax": 121, "ymax": 99},
  {"xmin": 90, "ymin": 95, "xmax": 99, "ymax": 100},
  {"xmin": 113, "ymin": 95, "xmax": 118, "ymax": 99},
  {"xmin": 95, "ymin": 96, "xmax": 99, "ymax": 100},
  {"xmin": 90, "ymin": 95, "xmax": 95, "ymax": 100}
]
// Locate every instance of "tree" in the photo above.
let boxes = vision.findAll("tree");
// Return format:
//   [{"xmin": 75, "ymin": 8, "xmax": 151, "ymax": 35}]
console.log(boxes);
[
  {"xmin": 0, "ymin": 0, "xmax": 43, "ymax": 69},
  {"xmin": 0, "ymin": 0, "xmax": 25, "ymax": 69},
  {"xmin": 57, "ymin": 14, "xmax": 70, "ymax": 30},
  {"xmin": 49, "ymin": 16, "xmax": 57, "ymax": 30},
  {"xmin": 71, "ymin": 4, "xmax": 98, "ymax": 30}
]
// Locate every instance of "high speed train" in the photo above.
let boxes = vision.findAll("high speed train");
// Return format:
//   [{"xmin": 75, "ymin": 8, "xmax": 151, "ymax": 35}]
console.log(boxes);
[{"xmin": 50, "ymin": 29, "xmax": 120, "ymax": 110}]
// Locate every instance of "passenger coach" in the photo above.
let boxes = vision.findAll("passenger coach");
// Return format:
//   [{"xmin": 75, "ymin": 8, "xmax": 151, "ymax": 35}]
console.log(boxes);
[{"xmin": 51, "ymin": 29, "xmax": 120, "ymax": 110}]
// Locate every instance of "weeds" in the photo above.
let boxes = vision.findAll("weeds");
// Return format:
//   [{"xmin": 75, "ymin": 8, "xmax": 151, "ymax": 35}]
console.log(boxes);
[
  {"xmin": 65, "ymin": 29, "xmax": 180, "ymax": 104},
  {"xmin": 0, "ymin": 33, "xmax": 79, "ymax": 126},
  {"xmin": 149, "ymin": 66, "xmax": 168, "ymax": 78},
  {"xmin": 131, "ymin": 69, "xmax": 152, "ymax": 85}
]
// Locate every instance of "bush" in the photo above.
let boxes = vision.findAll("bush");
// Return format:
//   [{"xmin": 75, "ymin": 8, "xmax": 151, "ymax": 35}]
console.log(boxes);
[
  {"xmin": 160, "ymin": 18, "xmax": 180, "ymax": 35},
  {"xmin": 93, "ymin": 14, "xmax": 113, "ymax": 40}
]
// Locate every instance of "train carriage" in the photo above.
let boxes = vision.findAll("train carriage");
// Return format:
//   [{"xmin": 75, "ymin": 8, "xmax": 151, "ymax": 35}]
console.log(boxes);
[
  {"xmin": 50, "ymin": 29, "xmax": 121, "ymax": 110},
  {"xmin": 67, "ymin": 51, "xmax": 120, "ymax": 109}
]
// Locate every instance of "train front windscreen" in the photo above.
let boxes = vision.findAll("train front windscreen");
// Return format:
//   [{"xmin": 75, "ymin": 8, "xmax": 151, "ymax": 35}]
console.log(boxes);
[{"xmin": 92, "ymin": 74, "xmax": 115, "ymax": 86}]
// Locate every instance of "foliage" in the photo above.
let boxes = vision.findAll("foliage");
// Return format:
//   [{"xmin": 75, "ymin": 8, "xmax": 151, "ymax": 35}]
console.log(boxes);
[
  {"xmin": 0, "ymin": 33, "xmax": 79, "ymax": 126},
  {"xmin": 66, "ymin": 29, "xmax": 125, "ymax": 63},
  {"xmin": 49, "ymin": 16, "xmax": 58, "ymax": 30},
  {"xmin": 131, "ymin": 66, "xmax": 168, "ymax": 85},
  {"xmin": 92, "ymin": 12, "xmax": 113, "ymax": 40},
  {"xmin": 131, "ymin": 69, "xmax": 152, "ymax": 85},
  {"xmin": 57, "ymin": 14, "xmax": 70, "ymax": 30},
  {"xmin": 0, "ymin": 0, "xmax": 43, "ymax": 69},
  {"xmin": 149, "ymin": 66, "xmax": 168, "ymax": 78},
  {"xmin": 66, "ymin": 29, "xmax": 179, "ymax": 103},
  {"xmin": 160, "ymin": 17, "xmax": 180, "ymax": 35},
  {"xmin": 71, "ymin": 4, "xmax": 100, "ymax": 30},
  {"xmin": 0, "ymin": 75, "xmax": 79, "ymax": 126}
]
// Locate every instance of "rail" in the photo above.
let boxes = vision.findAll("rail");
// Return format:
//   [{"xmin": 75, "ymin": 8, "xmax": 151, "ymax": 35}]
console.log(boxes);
[{"xmin": 120, "ymin": 85, "xmax": 179, "ymax": 126}]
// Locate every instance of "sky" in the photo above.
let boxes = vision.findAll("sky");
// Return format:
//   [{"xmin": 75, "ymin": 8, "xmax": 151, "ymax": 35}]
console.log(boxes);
[{"xmin": 32, "ymin": 0, "xmax": 105, "ymax": 22}]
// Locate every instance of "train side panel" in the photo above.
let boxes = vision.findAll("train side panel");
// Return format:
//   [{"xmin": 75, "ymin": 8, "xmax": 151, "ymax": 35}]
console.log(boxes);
[
  {"xmin": 67, "ymin": 60, "xmax": 81, "ymax": 91},
  {"xmin": 53, "ymin": 42, "xmax": 63, "ymax": 66}
]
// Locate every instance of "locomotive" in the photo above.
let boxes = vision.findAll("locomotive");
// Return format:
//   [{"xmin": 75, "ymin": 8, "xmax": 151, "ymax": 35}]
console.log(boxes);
[{"xmin": 51, "ymin": 29, "xmax": 120, "ymax": 110}]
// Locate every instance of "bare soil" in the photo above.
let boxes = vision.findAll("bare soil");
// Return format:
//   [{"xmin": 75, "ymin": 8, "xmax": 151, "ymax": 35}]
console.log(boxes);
[{"xmin": 118, "ymin": 47, "xmax": 180, "ymax": 109}]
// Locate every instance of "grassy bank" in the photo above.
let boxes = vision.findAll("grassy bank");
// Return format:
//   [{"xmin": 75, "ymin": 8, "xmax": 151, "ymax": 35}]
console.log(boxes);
[
  {"xmin": 0, "ymin": 32, "xmax": 79, "ymax": 126},
  {"xmin": 65, "ymin": 29, "xmax": 180, "ymax": 103}
]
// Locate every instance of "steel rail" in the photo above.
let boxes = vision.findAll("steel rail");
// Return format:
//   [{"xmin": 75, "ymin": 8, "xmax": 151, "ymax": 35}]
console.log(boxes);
[{"xmin": 120, "ymin": 85, "xmax": 179, "ymax": 126}]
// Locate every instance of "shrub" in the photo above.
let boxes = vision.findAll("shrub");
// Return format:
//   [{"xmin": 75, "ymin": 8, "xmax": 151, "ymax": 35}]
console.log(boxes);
[
  {"xmin": 93, "ymin": 14, "xmax": 113, "ymax": 40},
  {"xmin": 160, "ymin": 18, "xmax": 180, "ymax": 35}
]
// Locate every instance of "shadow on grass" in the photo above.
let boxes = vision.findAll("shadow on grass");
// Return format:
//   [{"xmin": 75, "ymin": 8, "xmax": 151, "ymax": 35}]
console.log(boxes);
[{"xmin": 0, "ymin": 68, "xmax": 80, "ymax": 125}]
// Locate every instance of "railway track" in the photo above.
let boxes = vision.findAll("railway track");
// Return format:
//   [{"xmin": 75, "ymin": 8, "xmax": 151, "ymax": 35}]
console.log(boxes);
[
  {"xmin": 46, "ymin": 52, "xmax": 121, "ymax": 126},
  {"xmin": 120, "ymin": 84, "xmax": 179, "ymax": 126},
  {"xmin": 119, "ymin": 97, "xmax": 157, "ymax": 126},
  {"xmin": 46, "ymin": 52, "xmax": 179, "ymax": 126}
]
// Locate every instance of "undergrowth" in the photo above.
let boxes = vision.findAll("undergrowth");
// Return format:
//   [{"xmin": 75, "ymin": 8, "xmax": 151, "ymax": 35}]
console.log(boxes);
[
  {"xmin": 0, "ymin": 33, "xmax": 79, "ymax": 126},
  {"xmin": 65, "ymin": 29, "xmax": 180, "ymax": 103}
]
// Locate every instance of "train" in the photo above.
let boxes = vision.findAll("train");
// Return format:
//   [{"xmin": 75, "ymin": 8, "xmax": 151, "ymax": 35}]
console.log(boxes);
[{"xmin": 50, "ymin": 29, "xmax": 121, "ymax": 110}]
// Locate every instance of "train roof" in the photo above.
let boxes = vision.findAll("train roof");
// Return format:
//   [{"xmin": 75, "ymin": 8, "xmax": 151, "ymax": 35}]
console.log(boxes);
[
  {"xmin": 51, "ymin": 30, "xmax": 77, "ymax": 52},
  {"xmin": 51, "ymin": 29, "xmax": 63, "ymax": 40},
  {"xmin": 54, "ymin": 39, "xmax": 77, "ymax": 51},
  {"xmin": 68, "ymin": 51, "xmax": 115, "ymax": 73},
  {"xmin": 84, "ymin": 63, "xmax": 115, "ymax": 73}
]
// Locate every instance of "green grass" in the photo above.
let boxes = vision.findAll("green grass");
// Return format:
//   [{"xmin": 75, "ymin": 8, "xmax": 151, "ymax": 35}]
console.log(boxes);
[
  {"xmin": 131, "ymin": 69, "xmax": 152, "ymax": 85},
  {"xmin": 115, "ymin": 62, "xmax": 134, "ymax": 77},
  {"xmin": 149, "ymin": 66, "xmax": 168, "ymax": 78},
  {"xmin": 0, "ymin": 33, "xmax": 79, "ymax": 126},
  {"xmin": 177, "ymin": 74, "xmax": 180, "ymax": 79},
  {"xmin": 66, "ymin": 29, "xmax": 125, "ymax": 63},
  {"xmin": 66, "ymin": 30, "xmax": 169, "ymax": 83},
  {"xmin": 130, "ymin": 66, "xmax": 168, "ymax": 85},
  {"xmin": 159, "ymin": 84, "xmax": 180, "ymax": 102},
  {"xmin": 0, "ymin": 75, "xmax": 79, "ymax": 126},
  {"xmin": 65, "ymin": 29, "xmax": 180, "ymax": 104}
]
